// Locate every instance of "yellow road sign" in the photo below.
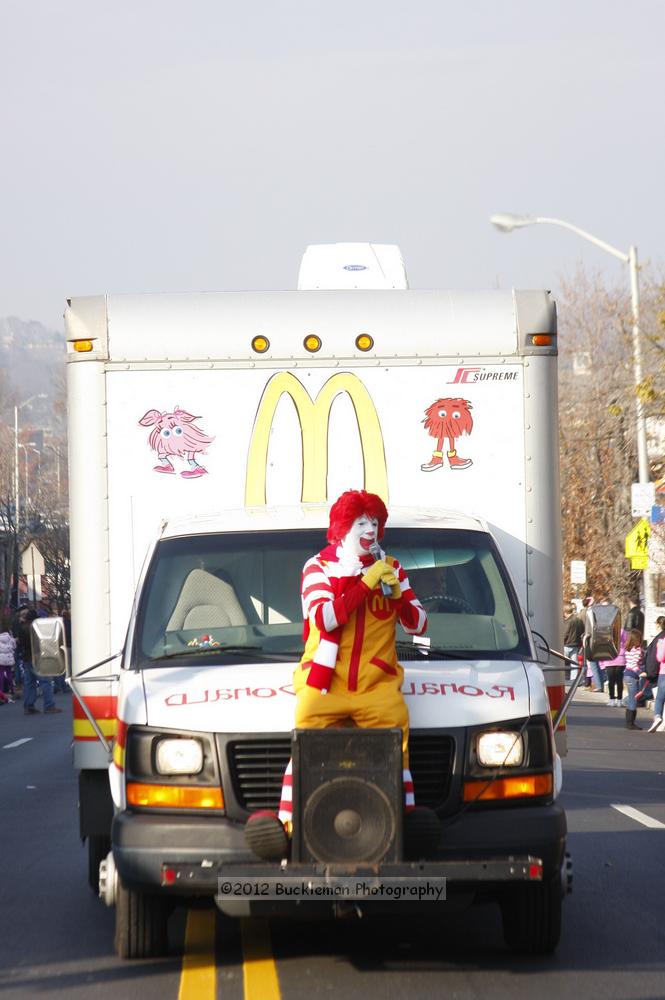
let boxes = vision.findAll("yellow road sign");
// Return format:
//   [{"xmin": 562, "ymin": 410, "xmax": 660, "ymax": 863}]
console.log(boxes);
[
  {"xmin": 625, "ymin": 518, "xmax": 650, "ymax": 558},
  {"xmin": 631, "ymin": 555, "xmax": 649, "ymax": 570}
]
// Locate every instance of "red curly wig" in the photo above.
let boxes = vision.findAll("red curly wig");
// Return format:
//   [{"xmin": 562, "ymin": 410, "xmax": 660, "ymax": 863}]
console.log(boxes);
[{"xmin": 327, "ymin": 489, "xmax": 388, "ymax": 543}]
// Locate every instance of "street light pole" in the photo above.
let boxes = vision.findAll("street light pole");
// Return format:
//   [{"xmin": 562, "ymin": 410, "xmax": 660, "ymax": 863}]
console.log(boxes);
[
  {"xmin": 628, "ymin": 244, "xmax": 649, "ymax": 483},
  {"xmin": 14, "ymin": 407, "xmax": 19, "ymax": 536},
  {"xmin": 12, "ymin": 393, "xmax": 47, "ymax": 607},
  {"xmin": 490, "ymin": 213, "xmax": 653, "ymax": 602},
  {"xmin": 18, "ymin": 444, "xmax": 29, "ymax": 508},
  {"xmin": 18, "ymin": 443, "xmax": 40, "ymax": 508}
]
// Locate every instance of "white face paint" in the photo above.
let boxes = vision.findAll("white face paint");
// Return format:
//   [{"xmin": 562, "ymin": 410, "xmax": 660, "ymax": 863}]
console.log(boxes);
[{"xmin": 339, "ymin": 514, "xmax": 380, "ymax": 560}]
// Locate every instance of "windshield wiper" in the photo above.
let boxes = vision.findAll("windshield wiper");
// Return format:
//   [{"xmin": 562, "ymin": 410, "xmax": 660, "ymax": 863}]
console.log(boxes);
[
  {"xmin": 149, "ymin": 645, "xmax": 265, "ymax": 661},
  {"xmin": 395, "ymin": 641, "xmax": 466, "ymax": 660},
  {"xmin": 147, "ymin": 644, "xmax": 302, "ymax": 664}
]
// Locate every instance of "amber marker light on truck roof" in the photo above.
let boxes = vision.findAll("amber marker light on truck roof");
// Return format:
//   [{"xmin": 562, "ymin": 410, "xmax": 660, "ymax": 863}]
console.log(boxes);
[
  {"xmin": 303, "ymin": 334, "xmax": 322, "ymax": 352},
  {"xmin": 355, "ymin": 333, "xmax": 374, "ymax": 351},
  {"xmin": 72, "ymin": 339, "xmax": 94, "ymax": 352},
  {"xmin": 462, "ymin": 773, "xmax": 552, "ymax": 801},
  {"xmin": 126, "ymin": 782, "xmax": 224, "ymax": 809},
  {"xmin": 251, "ymin": 335, "xmax": 270, "ymax": 353}
]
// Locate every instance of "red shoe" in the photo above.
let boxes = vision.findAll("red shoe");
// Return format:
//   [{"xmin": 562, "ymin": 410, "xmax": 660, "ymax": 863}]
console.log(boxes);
[
  {"xmin": 181, "ymin": 467, "xmax": 207, "ymax": 479},
  {"xmin": 447, "ymin": 450, "xmax": 472, "ymax": 470},
  {"xmin": 421, "ymin": 453, "xmax": 443, "ymax": 472},
  {"xmin": 245, "ymin": 811, "xmax": 290, "ymax": 860},
  {"xmin": 153, "ymin": 464, "xmax": 175, "ymax": 474}
]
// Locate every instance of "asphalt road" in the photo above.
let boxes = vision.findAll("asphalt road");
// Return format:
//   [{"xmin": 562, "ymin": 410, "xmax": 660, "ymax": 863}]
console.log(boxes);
[{"xmin": 0, "ymin": 689, "xmax": 664, "ymax": 1000}]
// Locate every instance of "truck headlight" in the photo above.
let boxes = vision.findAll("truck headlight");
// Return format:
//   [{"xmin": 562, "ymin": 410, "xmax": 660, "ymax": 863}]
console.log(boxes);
[
  {"xmin": 155, "ymin": 738, "xmax": 204, "ymax": 775},
  {"xmin": 477, "ymin": 731, "xmax": 524, "ymax": 767}
]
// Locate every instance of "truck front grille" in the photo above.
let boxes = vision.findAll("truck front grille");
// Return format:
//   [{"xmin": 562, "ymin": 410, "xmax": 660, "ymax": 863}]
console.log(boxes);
[
  {"xmin": 409, "ymin": 733, "xmax": 455, "ymax": 807},
  {"xmin": 227, "ymin": 733, "xmax": 455, "ymax": 813},
  {"xmin": 227, "ymin": 738, "xmax": 292, "ymax": 813}
]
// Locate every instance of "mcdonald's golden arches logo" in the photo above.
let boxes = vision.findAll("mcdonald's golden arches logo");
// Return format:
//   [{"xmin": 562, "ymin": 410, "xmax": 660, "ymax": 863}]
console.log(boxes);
[{"xmin": 245, "ymin": 372, "xmax": 388, "ymax": 505}]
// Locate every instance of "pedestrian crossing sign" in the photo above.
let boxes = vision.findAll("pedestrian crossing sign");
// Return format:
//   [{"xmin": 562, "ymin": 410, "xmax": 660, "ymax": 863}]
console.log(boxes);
[{"xmin": 625, "ymin": 518, "xmax": 650, "ymax": 559}]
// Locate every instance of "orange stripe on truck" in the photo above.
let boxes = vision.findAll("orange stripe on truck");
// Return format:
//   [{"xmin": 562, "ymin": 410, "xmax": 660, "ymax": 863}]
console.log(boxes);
[
  {"xmin": 72, "ymin": 695, "xmax": 119, "ymax": 742},
  {"xmin": 547, "ymin": 684, "xmax": 566, "ymax": 730},
  {"xmin": 72, "ymin": 695, "xmax": 117, "ymax": 719}
]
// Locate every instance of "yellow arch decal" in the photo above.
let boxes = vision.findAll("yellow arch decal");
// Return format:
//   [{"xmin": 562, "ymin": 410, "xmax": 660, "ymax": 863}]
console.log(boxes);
[{"xmin": 245, "ymin": 372, "xmax": 388, "ymax": 505}]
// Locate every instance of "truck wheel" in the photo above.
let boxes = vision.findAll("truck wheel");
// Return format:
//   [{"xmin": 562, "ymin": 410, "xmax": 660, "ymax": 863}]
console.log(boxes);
[
  {"xmin": 114, "ymin": 880, "xmax": 170, "ymax": 959},
  {"xmin": 88, "ymin": 835, "xmax": 111, "ymax": 894},
  {"xmin": 500, "ymin": 874, "xmax": 562, "ymax": 954}
]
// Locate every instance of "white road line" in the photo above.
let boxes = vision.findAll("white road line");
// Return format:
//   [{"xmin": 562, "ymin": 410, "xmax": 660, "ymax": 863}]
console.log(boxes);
[
  {"xmin": 2, "ymin": 738, "xmax": 33, "ymax": 750},
  {"xmin": 611, "ymin": 804, "xmax": 665, "ymax": 829}
]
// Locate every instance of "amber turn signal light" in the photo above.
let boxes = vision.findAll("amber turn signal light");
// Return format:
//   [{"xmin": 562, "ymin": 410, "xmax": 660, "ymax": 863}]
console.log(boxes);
[
  {"xmin": 126, "ymin": 782, "xmax": 224, "ymax": 809},
  {"xmin": 462, "ymin": 773, "xmax": 552, "ymax": 802}
]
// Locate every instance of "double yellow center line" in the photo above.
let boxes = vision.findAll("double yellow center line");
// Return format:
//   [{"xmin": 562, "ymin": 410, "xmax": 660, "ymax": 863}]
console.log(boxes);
[{"xmin": 178, "ymin": 910, "xmax": 281, "ymax": 1000}]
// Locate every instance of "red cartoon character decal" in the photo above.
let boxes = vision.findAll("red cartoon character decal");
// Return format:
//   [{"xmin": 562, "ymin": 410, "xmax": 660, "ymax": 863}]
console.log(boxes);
[
  {"xmin": 139, "ymin": 406, "xmax": 215, "ymax": 478},
  {"xmin": 421, "ymin": 397, "xmax": 473, "ymax": 471}
]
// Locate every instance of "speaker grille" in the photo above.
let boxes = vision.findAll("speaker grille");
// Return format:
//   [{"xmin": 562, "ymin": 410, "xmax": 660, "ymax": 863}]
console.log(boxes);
[
  {"xmin": 303, "ymin": 776, "xmax": 396, "ymax": 863},
  {"xmin": 227, "ymin": 733, "xmax": 454, "ymax": 812}
]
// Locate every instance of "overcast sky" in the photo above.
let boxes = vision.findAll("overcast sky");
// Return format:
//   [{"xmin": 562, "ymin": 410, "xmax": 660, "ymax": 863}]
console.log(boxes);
[{"xmin": 1, "ymin": 0, "xmax": 663, "ymax": 331}]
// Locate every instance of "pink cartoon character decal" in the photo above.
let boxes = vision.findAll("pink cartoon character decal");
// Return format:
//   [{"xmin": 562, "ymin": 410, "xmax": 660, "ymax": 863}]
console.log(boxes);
[
  {"xmin": 139, "ymin": 406, "xmax": 215, "ymax": 478},
  {"xmin": 421, "ymin": 397, "xmax": 473, "ymax": 471}
]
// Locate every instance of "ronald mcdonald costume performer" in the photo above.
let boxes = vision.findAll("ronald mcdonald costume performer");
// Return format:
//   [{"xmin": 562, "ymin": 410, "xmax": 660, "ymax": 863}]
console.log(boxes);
[{"xmin": 245, "ymin": 489, "xmax": 437, "ymax": 862}]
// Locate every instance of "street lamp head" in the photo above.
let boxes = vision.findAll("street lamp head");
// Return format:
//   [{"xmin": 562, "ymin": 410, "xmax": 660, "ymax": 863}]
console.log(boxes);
[
  {"xmin": 490, "ymin": 213, "xmax": 537, "ymax": 233},
  {"xmin": 17, "ymin": 392, "xmax": 48, "ymax": 412}
]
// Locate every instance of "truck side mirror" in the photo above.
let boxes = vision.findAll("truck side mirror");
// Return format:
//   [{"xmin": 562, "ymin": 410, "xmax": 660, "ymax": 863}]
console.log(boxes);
[
  {"xmin": 586, "ymin": 604, "xmax": 620, "ymax": 661},
  {"xmin": 31, "ymin": 617, "xmax": 69, "ymax": 678}
]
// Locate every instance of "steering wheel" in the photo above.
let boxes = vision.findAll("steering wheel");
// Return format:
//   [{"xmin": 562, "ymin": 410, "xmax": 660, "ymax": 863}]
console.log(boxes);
[{"xmin": 421, "ymin": 593, "xmax": 475, "ymax": 615}]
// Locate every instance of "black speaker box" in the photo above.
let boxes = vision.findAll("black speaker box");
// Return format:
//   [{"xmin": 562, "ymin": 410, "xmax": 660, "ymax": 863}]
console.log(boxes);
[{"xmin": 291, "ymin": 728, "xmax": 403, "ymax": 864}]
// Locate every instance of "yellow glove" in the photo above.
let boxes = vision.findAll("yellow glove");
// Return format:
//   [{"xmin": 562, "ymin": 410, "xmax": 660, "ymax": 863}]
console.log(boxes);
[
  {"xmin": 362, "ymin": 559, "xmax": 393, "ymax": 589},
  {"xmin": 378, "ymin": 567, "xmax": 401, "ymax": 599}
]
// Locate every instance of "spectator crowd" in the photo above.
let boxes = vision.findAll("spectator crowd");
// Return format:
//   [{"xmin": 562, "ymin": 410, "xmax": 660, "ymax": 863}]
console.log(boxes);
[
  {"xmin": 563, "ymin": 595, "xmax": 665, "ymax": 732},
  {"xmin": 0, "ymin": 601, "xmax": 71, "ymax": 716}
]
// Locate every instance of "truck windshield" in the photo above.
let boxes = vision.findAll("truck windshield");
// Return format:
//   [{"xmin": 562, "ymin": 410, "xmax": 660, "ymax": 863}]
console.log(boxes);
[{"xmin": 133, "ymin": 528, "xmax": 532, "ymax": 667}]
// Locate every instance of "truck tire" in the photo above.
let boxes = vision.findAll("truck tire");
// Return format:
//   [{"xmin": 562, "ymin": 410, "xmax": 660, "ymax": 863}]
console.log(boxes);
[
  {"xmin": 114, "ymin": 880, "xmax": 170, "ymax": 959},
  {"xmin": 87, "ymin": 835, "xmax": 111, "ymax": 894},
  {"xmin": 500, "ymin": 874, "xmax": 562, "ymax": 954}
]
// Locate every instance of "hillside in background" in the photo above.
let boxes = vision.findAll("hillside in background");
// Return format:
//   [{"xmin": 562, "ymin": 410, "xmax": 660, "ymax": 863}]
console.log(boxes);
[{"xmin": 0, "ymin": 317, "xmax": 65, "ymax": 428}]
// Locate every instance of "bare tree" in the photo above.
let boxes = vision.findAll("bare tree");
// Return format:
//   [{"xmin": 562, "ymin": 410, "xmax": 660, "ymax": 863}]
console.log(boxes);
[
  {"xmin": 30, "ymin": 513, "xmax": 70, "ymax": 608},
  {"xmin": 558, "ymin": 265, "xmax": 665, "ymax": 607}
]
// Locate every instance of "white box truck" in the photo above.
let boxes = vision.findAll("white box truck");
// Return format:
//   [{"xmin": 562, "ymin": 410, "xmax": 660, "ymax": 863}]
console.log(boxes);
[{"xmin": 50, "ymin": 244, "xmax": 570, "ymax": 958}]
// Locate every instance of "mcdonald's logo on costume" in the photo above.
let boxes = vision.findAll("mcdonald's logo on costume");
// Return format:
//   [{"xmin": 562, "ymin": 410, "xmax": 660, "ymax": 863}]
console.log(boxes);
[{"xmin": 245, "ymin": 372, "xmax": 388, "ymax": 505}]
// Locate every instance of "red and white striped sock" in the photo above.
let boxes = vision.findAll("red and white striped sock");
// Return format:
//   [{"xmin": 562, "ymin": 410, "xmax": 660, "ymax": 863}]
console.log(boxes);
[
  {"xmin": 277, "ymin": 758, "xmax": 293, "ymax": 826},
  {"xmin": 403, "ymin": 767, "xmax": 415, "ymax": 811}
]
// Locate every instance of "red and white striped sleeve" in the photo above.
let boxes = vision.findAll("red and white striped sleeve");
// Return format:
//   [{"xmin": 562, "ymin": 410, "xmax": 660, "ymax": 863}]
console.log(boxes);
[
  {"xmin": 301, "ymin": 556, "xmax": 371, "ymax": 633},
  {"xmin": 395, "ymin": 560, "xmax": 427, "ymax": 636},
  {"xmin": 301, "ymin": 557, "xmax": 337, "ymax": 632}
]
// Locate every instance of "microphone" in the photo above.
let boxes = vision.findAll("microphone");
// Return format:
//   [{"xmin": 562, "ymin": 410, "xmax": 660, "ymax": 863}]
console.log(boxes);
[{"xmin": 369, "ymin": 542, "xmax": 392, "ymax": 597}]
